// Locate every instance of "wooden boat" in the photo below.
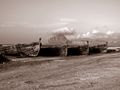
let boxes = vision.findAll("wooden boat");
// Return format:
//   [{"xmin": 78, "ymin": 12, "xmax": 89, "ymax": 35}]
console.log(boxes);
[{"xmin": 15, "ymin": 42, "xmax": 41, "ymax": 57}]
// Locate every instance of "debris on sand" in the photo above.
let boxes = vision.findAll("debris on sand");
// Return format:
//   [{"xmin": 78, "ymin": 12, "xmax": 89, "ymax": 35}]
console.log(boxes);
[{"xmin": 0, "ymin": 53, "xmax": 10, "ymax": 64}]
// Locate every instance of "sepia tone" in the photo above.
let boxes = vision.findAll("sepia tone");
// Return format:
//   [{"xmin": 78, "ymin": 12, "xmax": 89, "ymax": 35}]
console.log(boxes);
[{"xmin": 0, "ymin": 0, "xmax": 120, "ymax": 90}]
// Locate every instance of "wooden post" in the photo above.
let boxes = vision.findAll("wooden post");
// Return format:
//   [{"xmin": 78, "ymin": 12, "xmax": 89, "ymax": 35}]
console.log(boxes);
[
  {"xmin": 60, "ymin": 46, "xmax": 68, "ymax": 56},
  {"xmin": 39, "ymin": 37, "xmax": 42, "ymax": 47},
  {"xmin": 86, "ymin": 41, "xmax": 89, "ymax": 55},
  {"xmin": 80, "ymin": 41, "xmax": 89, "ymax": 55},
  {"xmin": 36, "ymin": 37, "xmax": 42, "ymax": 56},
  {"xmin": 65, "ymin": 40, "xmax": 68, "ymax": 56},
  {"xmin": 60, "ymin": 40, "xmax": 68, "ymax": 56},
  {"xmin": 106, "ymin": 42, "xmax": 108, "ymax": 48}
]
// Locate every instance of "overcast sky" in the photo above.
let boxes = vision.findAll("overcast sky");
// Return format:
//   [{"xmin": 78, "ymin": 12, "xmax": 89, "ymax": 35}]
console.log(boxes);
[{"xmin": 0, "ymin": 0, "xmax": 120, "ymax": 43}]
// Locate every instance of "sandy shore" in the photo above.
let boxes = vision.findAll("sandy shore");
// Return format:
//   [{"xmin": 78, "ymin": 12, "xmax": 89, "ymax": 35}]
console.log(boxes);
[{"xmin": 0, "ymin": 53, "xmax": 120, "ymax": 90}]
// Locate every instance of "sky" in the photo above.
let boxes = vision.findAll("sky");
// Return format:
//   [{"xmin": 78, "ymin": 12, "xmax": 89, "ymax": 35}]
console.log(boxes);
[{"xmin": 0, "ymin": 0, "xmax": 120, "ymax": 44}]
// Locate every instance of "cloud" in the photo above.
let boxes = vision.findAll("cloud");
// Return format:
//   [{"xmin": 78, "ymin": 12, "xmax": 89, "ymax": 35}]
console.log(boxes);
[
  {"xmin": 0, "ymin": 22, "xmax": 17, "ymax": 27},
  {"xmin": 0, "ymin": 22, "xmax": 68, "ymax": 28},
  {"xmin": 43, "ymin": 22, "xmax": 68, "ymax": 28},
  {"xmin": 82, "ymin": 32, "xmax": 91, "ymax": 37},
  {"xmin": 92, "ymin": 30, "xmax": 99, "ymax": 34},
  {"xmin": 60, "ymin": 18, "xmax": 77, "ymax": 22},
  {"xmin": 22, "ymin": 22, "xmax": 68, "ymax": 28},
  {"xmin": 106, "ymin": 30, "xmax": 114, "ymax": 35},
  {"xmin": 53, "ymin": 27, "xmax": 75, "ymax": 35},
  {"xmin": 76, "ymin": 34, "xmax": 81, "ymax": 39}
]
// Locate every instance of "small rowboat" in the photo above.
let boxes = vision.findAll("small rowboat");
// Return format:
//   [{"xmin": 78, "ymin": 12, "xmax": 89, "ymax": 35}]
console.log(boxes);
[{"xmin": 16, "ymin": 42, "xmax": 41, "ymax": 57}]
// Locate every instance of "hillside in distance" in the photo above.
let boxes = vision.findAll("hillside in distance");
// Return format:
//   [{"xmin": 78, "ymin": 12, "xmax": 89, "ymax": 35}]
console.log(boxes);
[
  {"xmin": 78, "ymin": 31, "xmax": 120, "ymax": 47},
  {"xmin": 49, "ymin": 27, "xmax": 120, "ymax": 46}
]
